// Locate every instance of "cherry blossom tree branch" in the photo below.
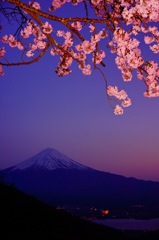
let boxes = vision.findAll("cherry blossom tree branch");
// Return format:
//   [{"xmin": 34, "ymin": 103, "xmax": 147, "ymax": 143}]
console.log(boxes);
[
  {"xmin": 1, "ymin": 0, "xmax": 159, "ymax": 115},
  {"xmin": 0, "ymin": 42, "xmax": 50, "ymax": 66}
]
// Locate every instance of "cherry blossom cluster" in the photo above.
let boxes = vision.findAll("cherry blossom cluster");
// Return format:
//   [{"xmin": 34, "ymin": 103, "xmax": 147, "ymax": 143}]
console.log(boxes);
[
  {"xmin": 143, "ymin": 26, "xmax": 159, "ymax": 54},
  {"xmin": 2, "ymin": 19, "xmax": 52, "ymax": 59},
  {"xmin": 49, "ymin": 0, "xmax": 82, "ymax": 11},
  {"xmin": 2, "ymin": 35, "xmax": 23, "ymax": 50},
  {"xmin": 109, "ymin": 27, "xmax": 144, "ymax": 82},
  {"xmin": 49, "ymin": 26, "xmax": 107, "ymax": 76},
  {"xmin": 121, "ymin": 0, "xmax": 159, "ymax": 25},
  {"xmin": 107, "ymin": 86, "xmax": 131, "ymax": 115},
  {"xmin": 137, "ymin": 61, "xmax": 159, "ymax": 98},
  {"xmin": 29, "ymin": 1, "xmax": 41, "ymax": 10}
]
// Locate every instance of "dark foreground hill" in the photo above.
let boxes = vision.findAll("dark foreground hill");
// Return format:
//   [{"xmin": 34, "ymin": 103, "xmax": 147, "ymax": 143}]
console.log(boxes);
[
  {"xmin": 1, "ymin": 181, "xmax": 159, "ymax": 240},
  {"xmin": 0, "ymin": 181, "xmax": 131, "ymax": 240}
]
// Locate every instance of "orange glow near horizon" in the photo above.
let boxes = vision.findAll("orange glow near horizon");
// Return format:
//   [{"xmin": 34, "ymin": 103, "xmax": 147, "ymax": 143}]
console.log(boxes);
[{"xmin": 101, "ymin": 209, "xmax": 109, "ymax": 216}]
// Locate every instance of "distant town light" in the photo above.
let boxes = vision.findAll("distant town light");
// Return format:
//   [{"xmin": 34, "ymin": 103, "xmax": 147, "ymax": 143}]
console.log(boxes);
[{"xmin": 101, "ymin": 209, "xmax": 109, "ymax": 216}]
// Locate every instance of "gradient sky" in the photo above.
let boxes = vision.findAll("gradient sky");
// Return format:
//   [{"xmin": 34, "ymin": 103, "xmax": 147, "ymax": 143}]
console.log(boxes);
[{"xmin": 1, "ymin": 1, "xmax": 159, "ymax": 181}]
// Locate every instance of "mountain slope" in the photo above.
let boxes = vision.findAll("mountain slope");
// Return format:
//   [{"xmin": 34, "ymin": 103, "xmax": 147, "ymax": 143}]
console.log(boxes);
[{"xmin": 1, "ymin": 148, "xmax": 159, "ymax": 218}]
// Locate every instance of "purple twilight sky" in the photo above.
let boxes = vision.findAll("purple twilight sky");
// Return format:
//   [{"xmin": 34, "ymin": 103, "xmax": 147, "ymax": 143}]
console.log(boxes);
[{"xmin": 1, "ymin": 1, "xmax": 159, "ymax": 181}]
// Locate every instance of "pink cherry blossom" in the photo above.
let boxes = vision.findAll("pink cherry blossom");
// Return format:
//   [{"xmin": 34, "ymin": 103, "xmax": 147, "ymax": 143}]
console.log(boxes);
[
  {"xmin": 0, "ymin": 48, "xmax": 5, "ymax": 58},
  {"xmin": 29, "ymin": 1, "xmax": 41, "ymax": 10},
  {"xmin": 144, "ymin": 36, "xmax": 154, "ymax": 44},
  {"xmin": 42, "ymin": 22, "xmax": 53, "ymax": 34},
  {"xmin": 79, "ymin": 64, "xmax": 92, "ymax": 75},
  {"xmin": 1, "ymin": 35, "xmax": 9, "ymax": 43},
  {"xmin": 91, "ymin": 0, "xmax": 101, "ymax": 6},
  {"xmin": 71, "ymin": 22, "xmax": 82, "ymax": 31},
  {"xmin": 26, "ymin": 50, "xmax": 34, "ymax": 57},
  {"xmin": 150, "ymin": 44, "xmax": 159, "ymax": 53},
  {"xmin": 114, "ymin": 105, "xmax": 124, "ymax": 115},
  {"xmin": 92, "ymin": 50, "xmax": 105, "ymax": 64},
  {"xmin": 0, "ymin": 64, "xmax": 4, "ymax": 76},
  {"xmin": 82, "ymin": 40, "xmax": 96, "ymax": 54},
  {"xmin": 122, "ymin": 98, "xmax": 132, "ymax": 107},
  {"xmin": 89, "ymin": 24, "xmax": 95, "ymax": 32}
]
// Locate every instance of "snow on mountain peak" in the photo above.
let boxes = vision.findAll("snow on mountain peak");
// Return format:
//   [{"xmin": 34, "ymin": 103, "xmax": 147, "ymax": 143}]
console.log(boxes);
[{"xmin": 12, "ymin": 148, "xmax": 89, "ymax": 171}]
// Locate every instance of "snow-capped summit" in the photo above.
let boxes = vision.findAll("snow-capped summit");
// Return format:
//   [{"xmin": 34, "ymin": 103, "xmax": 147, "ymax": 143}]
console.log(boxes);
[{"xmin": 12, "ymin": 148, "xmax": 89, "ymax": 171}]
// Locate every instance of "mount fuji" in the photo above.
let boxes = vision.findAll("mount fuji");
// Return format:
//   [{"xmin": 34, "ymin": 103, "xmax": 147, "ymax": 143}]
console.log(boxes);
[
  {"xmin": 8, "ymin": 148, "xmax": 90, "ymax": 171},
  {"xmin": 1, "ymin": 148, "xmax": 159, "ymax": 218}
]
